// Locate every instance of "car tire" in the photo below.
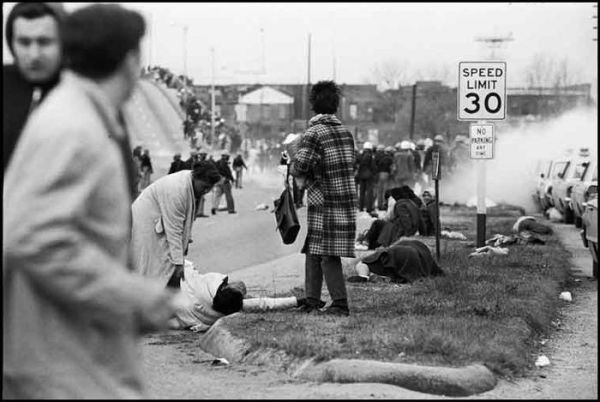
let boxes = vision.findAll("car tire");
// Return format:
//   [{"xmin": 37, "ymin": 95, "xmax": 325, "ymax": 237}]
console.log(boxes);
[
  {"xmin": 574, "ymin": 215, "xmax": 583, "ymax": 228},
  {"xmin": 564, "ymin": 207, "xmax": 575, "ymax": 224}
]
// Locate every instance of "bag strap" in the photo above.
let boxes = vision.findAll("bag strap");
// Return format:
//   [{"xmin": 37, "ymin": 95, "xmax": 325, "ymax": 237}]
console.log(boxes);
[{"xmin": 284, "ymin": 162, "xmax": 291, "ymax": 190}]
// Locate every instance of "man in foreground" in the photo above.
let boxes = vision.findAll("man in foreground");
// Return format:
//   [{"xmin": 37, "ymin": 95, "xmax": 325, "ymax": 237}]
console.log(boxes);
[{"xmin": 3, "ymin": 5, "xmax": 189, "ymax": 398}]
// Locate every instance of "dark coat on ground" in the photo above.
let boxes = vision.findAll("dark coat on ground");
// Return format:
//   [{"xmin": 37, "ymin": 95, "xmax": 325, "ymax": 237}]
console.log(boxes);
[
  {"xmin": 362, "ymin": 240, "xmax": 444, "ymax": 283},
  {"xmin": 3, "ymin": 64, "xmax": 60, "ymax": 171},
  {"xmin": 290, "ymin": 114, "xmax": 357, "ymax": 257}
]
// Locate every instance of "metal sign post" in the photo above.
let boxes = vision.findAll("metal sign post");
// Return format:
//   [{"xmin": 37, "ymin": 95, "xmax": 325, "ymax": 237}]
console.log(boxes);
[
  {"xmin": 470, "ymin": 123, "xmax": 495, "ymax": 247},
  {"xmin": 432, "ymin": 151, "xmax": 441, "ymax": 261},
  {"xmin": 458, "ymin": 61, "xmax": 506, "ymax": 248}
]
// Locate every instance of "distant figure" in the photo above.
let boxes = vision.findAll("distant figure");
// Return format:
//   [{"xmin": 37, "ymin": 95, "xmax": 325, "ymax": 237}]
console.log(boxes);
[
  {"xmin": 212, "ymin": 153, "xmax": 236, "ymax": 214},
  {"xmin": 355, "ymin": 141, "xmax": 377, "ymax": 213},
  {"xmin": 375, "ymin": 144, "xmax": 394, "ymax": 211},
  {"xmin": 232, "ymin": 153, "xmax": 248, "ymax": 189},
  {"xmin": 138, "ymin": 148, "xmax": 153, "ymax": 191},
  {"xmin": 392, "ymin": 141, "xmax": 416, "ymax": 189},
  {"xmin": 168, "ymin": 152, "xmax": 187, "ymax": 174},
  {"xmin": 423, "ymin": 134, "xmax": 450, "ymax": 182}
]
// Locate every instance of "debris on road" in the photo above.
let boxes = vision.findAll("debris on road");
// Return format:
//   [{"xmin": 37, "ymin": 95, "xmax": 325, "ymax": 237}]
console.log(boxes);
[
  {"xmin": 255, "ymin": 203, "xmax": 269, "ymax": 211},
  {"xmin": 441, "ymin": 230, "xmax": 467, "ymax": 240},
  {"xmin": 468, "ymin": 246, "xmax": 509, "ymax": 257},
  {"xmin": 211, "ymin": 358, "xmax": 230, "ymax": 366},
  {"xmin": 559, "ymin": 291, "xmax": 572, "ymax": 302},
  {"xmin": 535, "ymin": 355, "xmax": 551, "ymax": 367}
]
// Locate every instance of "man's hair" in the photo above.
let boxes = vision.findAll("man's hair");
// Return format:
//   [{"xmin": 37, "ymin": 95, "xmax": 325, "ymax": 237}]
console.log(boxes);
[
  {"xmin": 212, "ymin": 284, "xmax": 244, "ymax": 315},
  {"xmin": 309, "ymin": 80, "xmax": 341, "ymax": 114},
  {"xmin": 5, "ymin": 2, "xmax": 67, "ymax": 57},
  {"xmin": 191, "ymin": 160, "xmax": 222, "ymax": 185},
  {"xmin": 61, "ymin": 4, "xmax": 145, "ymax": 79}
]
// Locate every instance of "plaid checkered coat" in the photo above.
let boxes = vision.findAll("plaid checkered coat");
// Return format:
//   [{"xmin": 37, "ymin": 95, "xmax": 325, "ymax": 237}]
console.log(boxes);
[{"xmin": 290, "ymin": 114, "xmax": 358, "ymax": 257}]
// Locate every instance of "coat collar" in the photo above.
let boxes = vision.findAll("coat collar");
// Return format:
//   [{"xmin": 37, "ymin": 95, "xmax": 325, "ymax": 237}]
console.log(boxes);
[
  {"xmin": 308, "ymin": 113, "xmax": 342, "ymax": 127},
  {"xmin": 61, "ymin": 71, "xmax": 127, "ymax": 141}
]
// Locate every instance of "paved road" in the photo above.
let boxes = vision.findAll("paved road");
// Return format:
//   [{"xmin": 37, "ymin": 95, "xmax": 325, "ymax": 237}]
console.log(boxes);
[{"xmin": 185, "ymin": 168, "xmax": 309, "ymax": 274}]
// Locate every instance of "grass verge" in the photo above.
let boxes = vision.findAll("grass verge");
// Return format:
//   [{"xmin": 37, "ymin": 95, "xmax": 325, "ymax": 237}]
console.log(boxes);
[{"xmin": 226, "ymin": 206, "xmax": 571, "ymax": 378}]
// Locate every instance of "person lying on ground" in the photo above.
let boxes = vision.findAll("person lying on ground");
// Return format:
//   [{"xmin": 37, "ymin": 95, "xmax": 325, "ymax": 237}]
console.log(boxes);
[
  {"xmin": 512, "ymin": 215, "xmax": 553, "ymax": 235},
  {"xmin": 348, "ymin": 239, "xmax": 444, "ymax": 284},
  {"xmin": 168, "ymin": 260, "xmax": 314, "ymax": 332}
]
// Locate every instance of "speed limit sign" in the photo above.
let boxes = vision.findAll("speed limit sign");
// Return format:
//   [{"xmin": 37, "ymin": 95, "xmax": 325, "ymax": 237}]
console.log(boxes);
[{"xmin": 458, "ymin": 61, "xmax": 506, "ymax": 121}]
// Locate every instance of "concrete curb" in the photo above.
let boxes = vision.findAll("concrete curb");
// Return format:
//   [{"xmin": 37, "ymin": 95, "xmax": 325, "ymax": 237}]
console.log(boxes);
[
  {"xmin": 294, "ymin": 359, "xmax": 497, "ymax": 397},
  {"xmin": 196, "ymin": 315, "xmax": 497, "ymax": 397},
  {"xmin": 196, "ymin": 314, "xmax": 250, "ymax": 364}
]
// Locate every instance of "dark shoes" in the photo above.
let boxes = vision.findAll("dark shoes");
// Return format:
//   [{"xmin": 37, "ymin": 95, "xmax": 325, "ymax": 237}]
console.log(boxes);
[
  {"xmin": 295, "ymin": 298, "xmax": 349, "ymax": 316},
  {"xmin": 295, "ymin": 298, "xmax": 326, "ymax": 313},
  {"xmin": 319, "ymin": 305, "xmax": 350, "ymax": 316},
  {"xmin": 228, "ymin": 210, "xmax": 237, "ymax": 214},
  {"xmin": 211, "ymin": 208, "xmax": 217, "ymax": 215}
]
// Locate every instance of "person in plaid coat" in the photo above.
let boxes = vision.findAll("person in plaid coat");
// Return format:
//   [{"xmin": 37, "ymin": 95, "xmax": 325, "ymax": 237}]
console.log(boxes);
[{"xmin": 290, "ymin": 80, "xmax": 357, "ymax": 316}]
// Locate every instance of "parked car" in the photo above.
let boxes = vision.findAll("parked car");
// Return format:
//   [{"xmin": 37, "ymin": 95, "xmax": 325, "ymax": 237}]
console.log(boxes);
[
  {"xmin": 571, "ymin": 159, "xmax": 597, "ymax": 228},
  {"xmin": 581, "ymin": 197, "xmax": 598, "ymax": 278},
  {"xmin": 545, "ymin": 158, "xmax": 570, "ymax": 210},
  {"xmin": 550, "ymin": 153, "xmax": 591, "ymax": 223},
  {"xmin": 532, "ymin": 159, "xmax": 554, "ymax": 212}
]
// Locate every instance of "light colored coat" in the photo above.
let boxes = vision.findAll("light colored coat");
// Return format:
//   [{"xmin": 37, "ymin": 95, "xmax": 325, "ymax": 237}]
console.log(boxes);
[
  {"xmin": 131, "ymin": 170, "xmax": 197, "ymax": 286},
  {"xmin": 2, "ymin": 72, "xmax": 175, "ymax": 399}
]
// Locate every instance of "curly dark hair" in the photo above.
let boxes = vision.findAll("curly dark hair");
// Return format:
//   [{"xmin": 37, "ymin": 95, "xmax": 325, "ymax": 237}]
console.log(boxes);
[
  {"xmin": 212, "ymin": 283, "xmax": 244, "ymax": 316},
  {"xmin": 309, "ymin": 80, "xmax": 341, "ymax": 114}
]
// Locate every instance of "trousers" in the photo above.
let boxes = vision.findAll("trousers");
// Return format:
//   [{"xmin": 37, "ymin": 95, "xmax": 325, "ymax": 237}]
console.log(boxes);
[{"xmin": 305, "ymin": 254, "xmax": 348, "ymax": 306}]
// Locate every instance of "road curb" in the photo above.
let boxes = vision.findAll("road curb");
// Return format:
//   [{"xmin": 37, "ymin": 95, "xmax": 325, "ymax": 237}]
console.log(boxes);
[
  {"xmin": 196, "ymin": 315, "xmax": 497, "ymax": 396},
  {"xmin": 294, "ymin": 358, "xmax": 497, "ymax": 397}
]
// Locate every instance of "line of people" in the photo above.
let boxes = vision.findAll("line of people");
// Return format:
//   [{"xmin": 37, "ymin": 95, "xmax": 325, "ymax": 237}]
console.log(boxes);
[{"xmin": 354, "ymin": 133, "xmax": 467, "ymax": 216}]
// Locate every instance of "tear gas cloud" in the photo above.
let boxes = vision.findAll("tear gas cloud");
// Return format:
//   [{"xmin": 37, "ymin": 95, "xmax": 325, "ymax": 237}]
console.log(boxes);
[{"xmin": 440, "ymin": 106, "xmax": 598, "ymax": 213}]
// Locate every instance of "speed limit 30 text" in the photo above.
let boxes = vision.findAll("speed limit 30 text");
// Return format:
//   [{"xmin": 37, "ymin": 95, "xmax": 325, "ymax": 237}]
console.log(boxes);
[{"xmin": 461, "ymin": 67, "xmax": 504, "ymax": 90}]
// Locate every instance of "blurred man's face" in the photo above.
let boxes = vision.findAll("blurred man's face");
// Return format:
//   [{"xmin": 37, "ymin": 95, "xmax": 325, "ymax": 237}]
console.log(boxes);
[{"xmin": 12, "ymin": 15, "xmax": 61, "ymax": 84}]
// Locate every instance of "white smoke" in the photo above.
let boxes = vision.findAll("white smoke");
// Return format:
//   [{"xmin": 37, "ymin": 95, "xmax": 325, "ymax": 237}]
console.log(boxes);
[{"xmin": 440, "ymin": 106, "xmax": 598, "ymax": 213}]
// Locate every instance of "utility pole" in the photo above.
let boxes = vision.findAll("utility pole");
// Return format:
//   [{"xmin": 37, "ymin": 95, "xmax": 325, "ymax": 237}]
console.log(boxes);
[
  {"xmin": 409, "ymin": 83, "xmax": 417, "ymax": 140},
  {"xmin": 305, "ymin": 33, "xmax": 312, "ymax": 126},
  {"xmin": 183, "ymin": 25, "xmax": 188, "ymax": 79},
  {"xmin": 210, "ymin": 47, "xmax": 215, "ymax": 147}
]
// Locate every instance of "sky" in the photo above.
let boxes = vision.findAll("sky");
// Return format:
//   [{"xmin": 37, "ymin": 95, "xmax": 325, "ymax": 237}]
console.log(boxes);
[{"xmin": 3, "ymin": 2, "xmax": 598, "ymax": 91}]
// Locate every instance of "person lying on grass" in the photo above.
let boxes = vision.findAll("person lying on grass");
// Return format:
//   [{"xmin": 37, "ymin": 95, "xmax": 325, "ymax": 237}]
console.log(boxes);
[
  {"xmin": 168, "ymin": 260, "xmax": 310, "ymax": 332},
  {"xmin": 348, "ymin": 239, "xmax": 445, "ymax": 284}
]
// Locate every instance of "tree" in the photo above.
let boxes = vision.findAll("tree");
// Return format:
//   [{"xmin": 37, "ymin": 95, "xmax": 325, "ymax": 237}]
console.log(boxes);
[
  {"xmin": 526, "ymin": 53, "xmax": 582, "ymax": 88},
  {"xmin": 371, "ymin": 59, "xmax": 411, "ymax": 91}
]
